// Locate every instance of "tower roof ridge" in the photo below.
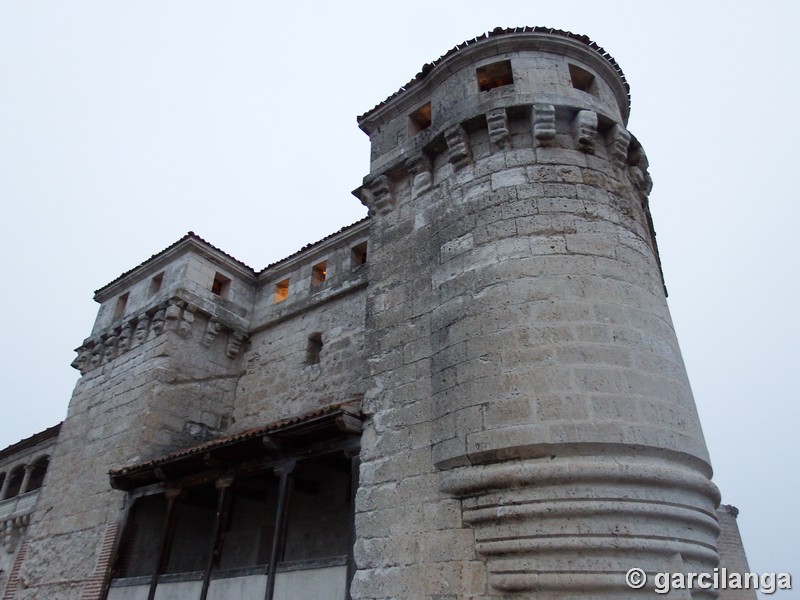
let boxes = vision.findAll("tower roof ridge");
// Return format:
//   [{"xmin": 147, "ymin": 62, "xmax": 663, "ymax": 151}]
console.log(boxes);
[{"xmin": 357, "ymin": 26, "xmax": 630, "ymax": 124}]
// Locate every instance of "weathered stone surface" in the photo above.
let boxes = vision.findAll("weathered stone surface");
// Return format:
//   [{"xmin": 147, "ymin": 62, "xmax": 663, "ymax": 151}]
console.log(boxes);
[{"xmin": 1, "ymin": 27, "xmax": 753, "ymax": 600}]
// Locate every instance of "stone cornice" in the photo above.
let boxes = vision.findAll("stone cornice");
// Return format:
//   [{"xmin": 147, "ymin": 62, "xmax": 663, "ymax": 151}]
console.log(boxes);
[{"xmin": 358, "ymin": 29, "xmax": 630, "ymax": 134}]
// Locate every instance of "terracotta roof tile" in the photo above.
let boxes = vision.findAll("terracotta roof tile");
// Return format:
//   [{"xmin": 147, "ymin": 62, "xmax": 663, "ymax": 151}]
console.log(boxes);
[
  {"xmin": 109, "ymin": 400, "xmax": 361, "ymax": 478},
  {"xmin": 0, "ymin": 423, "xmax": 62, "ymax": 462}
]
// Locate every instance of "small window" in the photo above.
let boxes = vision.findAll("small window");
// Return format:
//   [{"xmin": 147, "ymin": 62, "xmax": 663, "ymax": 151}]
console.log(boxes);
[
  {"xmin": 274, "ymin": 278, "xmax": 290, "ymax": 303},
  {"xmin": 306, "ymin": 332, "xmax": 323, "ymax": 365},
  {"xmin": 569, "ymin": 63, "xmax": 597, "ymax": 95},
  {"xmin": 212, "ymin": 272, "xmax": 231, "ymax": 297},
  {"xmin": 477, "ymin": 60, "xmax": 513, "ymax": 92},
  {"xmin": 0, "ymin": 472, "xmax": 5, "ymax": 495},
  {"xmin": 25, "ymin": 456, "xmax": 49, "ymax": 493},
  {"xmin": 311, "ymin": 261, "xmax": 327, "ymax": 286},
  {"xmin": 114, "ymin": 293, "xmax": 129, "ymax": 321},
  {"xmin": 351, "ymin": 242, "xmax": 368, "ymax": 268},
  {"xmin": 409, "ymin": 102, "xmax": 432, "ymax": 135},
  {"xmin": 149, "ymin": 272, "xmax": 164, "ymax": 295}
]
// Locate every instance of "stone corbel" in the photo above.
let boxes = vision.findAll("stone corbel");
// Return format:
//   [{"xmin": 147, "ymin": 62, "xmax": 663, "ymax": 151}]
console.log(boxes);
[
  {"xmin": 606, "ymin": 123, "xmax": 631, "ymax": 169},
  {"xmin": 405, "ymin": 153, "xmax": 433, "ymax": 198},
  {"xmin": 360, "ymin": 175, "xmax": 395, "ymax": 217},
  {"xmin": 178, "ymin": 303, "xmax": 196, "ymax": 338},
  {"xmin": 628, "ymin": 144, "xmax": 653, "ymax": 196},
  {"xmin": 226, "ymin": 330, "xmax": 247, "ymax": 358},
  {"xmin": 71, "ymin": 344, "xmax": 92, "ymax": 375},
  {"xmin": 573, "ymin": 110, "xmax": 598, "ymax": 153},
  {"xmin": 164, "ymin": 299, "xmax": 184, "ymax": 332},
  {"xmin": 444, "ymin": 125, "xmax": 472, "ymax": 170},
  {"xmin": 90, "ymin": 340, "xmax": 103, "ymax": 369},
  {"xmin": 532, "ymin": 104, "xmax": 556, "ymax": 143},
  {"xmin": 149, "ymin": 305, "xmax": 167, "ymax": 339},
  {"xmin": 103, "ymin": 334, "xmax": 117, "ymax": 363},
  {"xmin": 117, "ymin": 322, "xmax": 132, "ymax": 354},
  {"xmin": 133, "ymin": 313, "xmax": 150, "ymax": 346},
  {"xmin": 201, "ymin": 319, "xmax": 223, "ymax": 348},
  {"xmin": 486, "ymin": 108, "xmax": 510, "ymax": 149}
]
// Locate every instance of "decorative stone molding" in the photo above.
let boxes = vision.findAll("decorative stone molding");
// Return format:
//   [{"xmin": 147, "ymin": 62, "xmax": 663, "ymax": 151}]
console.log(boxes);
[
  {"xmin": 444, "ymin": 125, "xmax": 472, "ymax": 170},
  {"xmin": 628, "ymin": 143, "xmax": 653, "ymax": 196},
  {"xmin": 178, "ymin": 304, "xmax": 196, "ymax": 338},
  {"xmin": 486, "ymin": 108, "xmax": 509, "ymax": 149},
  {"xmin": 440, "ymin": 454, "xmax": 720, "ymax": 594},
  {"xmin": 201, "ymin": 319, "xmax": 223, "ymax": 348},
  {"xmin": 0, "ymin": 515, "xmax": 29, "ymax": 554},
  {"xmin": 149, "ymin": 306, "xmax": 166, "ymax": 340},
  {"xmin": 72, "ymin": 297, "xmax": 246, "ymax": 374},
  {"xmin": 573, "ymin": 109, "xmax": 598, "ymax": 153},
  {"xmin": 359, "ymin": 175, "xmax": 395, "ymax": 217},
  {"xmin": 225, "ymin": 330, "xmax": 247, "ymax": 358},
  {"xmin": 117, "ymin": 322, "xmax": 132, "ymax": 354},
  {"xmin": 532, "ymin": 103, "xmax": 556, "ymax": 142},
  {"xmin": 133, "ymin": 313, "xmax": 150, "ymax": 346},
  {"xmin": 164, "ymin": 299, "xmax": 183, "ymax": 330},
  {"xmin": 405, "ymin": 153, "xmax": 433, "ymax": 198},
  {"xmin": 103, "ymin": 335, "xmax": 118, "ymax": 362},
  {"xmin": 606, "ymin": 123, "xmax": 631, "ymax": 169}
]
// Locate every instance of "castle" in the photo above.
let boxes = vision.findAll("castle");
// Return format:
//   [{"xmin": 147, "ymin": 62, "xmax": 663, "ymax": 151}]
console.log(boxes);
[{"xmin": 0, "ymin": 27, "xmax": 755, "ymax": 599}]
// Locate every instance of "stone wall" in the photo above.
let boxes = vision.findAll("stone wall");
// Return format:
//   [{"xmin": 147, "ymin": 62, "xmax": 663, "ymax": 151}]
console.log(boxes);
[
  {"xmin": 0, "ymin": 27, "xmax": 759, "ymax": 600},
  {"xmin": 354, "ymin": 29, "xmax": 718, "ymax": 598}
]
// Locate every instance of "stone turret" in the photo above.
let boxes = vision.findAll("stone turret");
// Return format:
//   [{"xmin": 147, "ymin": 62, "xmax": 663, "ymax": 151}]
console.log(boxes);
[{"xmin": 355, "ymin": 27, "xmax": 719, "ymax": 598}]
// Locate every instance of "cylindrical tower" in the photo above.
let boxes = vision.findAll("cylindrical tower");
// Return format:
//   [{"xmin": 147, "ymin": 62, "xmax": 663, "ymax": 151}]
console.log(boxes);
[{"xmin": 356, "ymin": 27, "xmax": 719, "ymax": 598}]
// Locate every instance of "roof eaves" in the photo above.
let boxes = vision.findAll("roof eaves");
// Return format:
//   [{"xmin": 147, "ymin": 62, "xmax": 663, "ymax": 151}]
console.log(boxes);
[
  {"xmin": 95, "ymin": 232, "xmax": 258, "ymax": 298},
  {"xmin": 0, "ymin": 423, "xmax": 62, "ymax": 462}
]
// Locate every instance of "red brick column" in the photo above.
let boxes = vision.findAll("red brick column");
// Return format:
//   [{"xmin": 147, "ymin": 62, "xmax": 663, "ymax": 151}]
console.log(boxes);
[
  {"xmin": 80, "ymin": 524, "xmax": 118, "ymax": 600},
  {"xmin": 1, "ymin": 541, "xmax": 28, "ymax": 600}
]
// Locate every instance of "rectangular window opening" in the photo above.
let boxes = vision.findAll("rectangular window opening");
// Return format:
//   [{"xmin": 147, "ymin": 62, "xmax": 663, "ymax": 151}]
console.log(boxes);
[
  {"xmin": 409, "ymin": 102, "xmax": 432, "ymax": 135},
  {"xmin": 311, "ymin": 261, "xmax": 327, "ymax": 286},
  {"xmin": 351, "ymin": 242, "xmax": 367, "ymax": 268},
  {"xmin": 306, "ymin": 332, "xmax": 323, "ymax": 366},
  {"xmin": 569, "ymin": 63, "xmax": 597, "ymax": 95},
  {"xmin": 114, "ymin": 293, "xmax": 129, "ymax": 321},
  {"xmin": 274, "ymin": 278, "xmax": 290, "ymax": 303},
  {"xmin": 149, "ymin": 273, "xmax": 164, "ymax": 296},
  {"xmin": 212, "ymin": 272, "xmax": 231, "ymax": 298},
  {"xmin": 477, "ymin": 60, "xmax": 513, "ymax": 92}
]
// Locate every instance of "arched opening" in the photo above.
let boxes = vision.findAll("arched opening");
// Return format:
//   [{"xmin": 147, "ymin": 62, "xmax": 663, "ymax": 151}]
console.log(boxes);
[
  {"xmin": 25, "ymin": 456, "xmax": 50, "ymax": 492},
  {"xmin": 4, "ymin": 465, "xmax": 25, "ymax": 499}
]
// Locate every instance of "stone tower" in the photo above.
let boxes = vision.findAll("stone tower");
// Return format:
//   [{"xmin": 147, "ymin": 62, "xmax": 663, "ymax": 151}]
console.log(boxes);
[
  {"xmin": 1, "ymin": 26, "xmax": 735, "ymax": 600},
  {"xmin": 354, "ymin": 27, "xmax": 719, "ymax": 598}
]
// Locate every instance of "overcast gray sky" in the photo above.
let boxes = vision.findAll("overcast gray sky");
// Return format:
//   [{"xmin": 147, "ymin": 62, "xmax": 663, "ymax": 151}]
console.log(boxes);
[{"xmin": 1, "ymin": 0, "xmax": 797, "ymax": 592}]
